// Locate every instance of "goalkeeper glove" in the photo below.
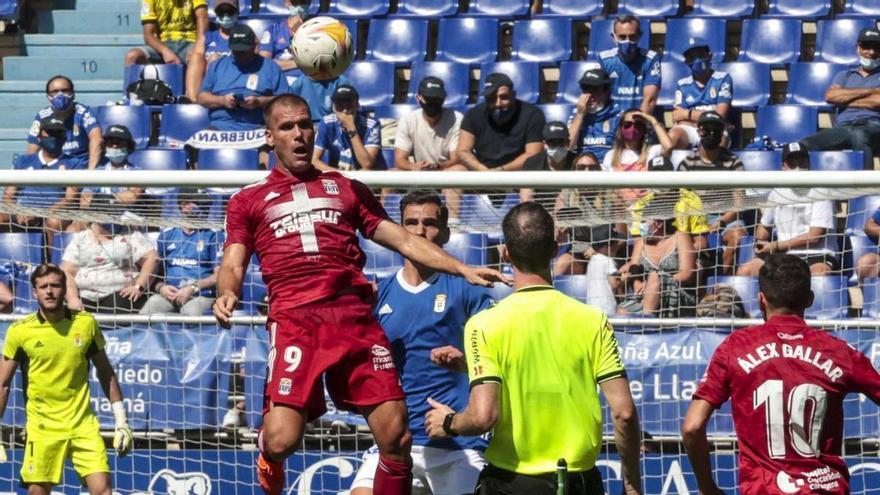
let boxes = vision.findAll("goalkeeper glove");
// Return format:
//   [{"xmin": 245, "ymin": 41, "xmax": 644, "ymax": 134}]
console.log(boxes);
[{"xmin": 111, "ymin": 401, "xmax": 133, "ymax": 457}]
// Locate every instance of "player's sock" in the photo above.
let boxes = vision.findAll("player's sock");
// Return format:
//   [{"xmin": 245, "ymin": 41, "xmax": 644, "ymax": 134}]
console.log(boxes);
[{"xmin": 374, "ymin": 454, "xmax": 413, "ymax": 495}]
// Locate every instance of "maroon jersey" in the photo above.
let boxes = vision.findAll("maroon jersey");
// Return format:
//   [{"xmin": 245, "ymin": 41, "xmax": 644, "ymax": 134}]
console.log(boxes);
[
  {"xmin": 224, "ymin": 167, "xmax": 388, "ymax": 313},
  {"xmin": 694, "ymin": 315, "xmax": 880, "ymax": 494}
]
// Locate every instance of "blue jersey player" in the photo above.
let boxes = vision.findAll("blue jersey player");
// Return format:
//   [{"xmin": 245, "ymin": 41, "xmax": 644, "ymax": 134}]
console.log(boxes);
[
  {"xmin": 668, "ymin": 37, "xmax": 733, "ymax": 150},
  {"xmin": 598, "ymin": 15, "xmax": 661, "ymax": 114},
  {"xmin": 350, "ymin": 192, "xmax": 493, "ymax": 495}
]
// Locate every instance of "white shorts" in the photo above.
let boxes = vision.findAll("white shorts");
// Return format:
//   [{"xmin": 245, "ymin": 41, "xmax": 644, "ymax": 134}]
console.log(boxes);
[
  {"xmin": 674, "ymin": 123, "xmax": 702, "ymax": 146},
  {"xmin": 350, "ymin": 445, "xmax": 486, "ymax": 495}
]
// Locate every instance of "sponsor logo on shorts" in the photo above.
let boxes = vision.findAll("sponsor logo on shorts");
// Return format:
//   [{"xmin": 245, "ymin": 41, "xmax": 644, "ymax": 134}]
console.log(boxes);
[
  {"xmin": 279, "ymin": 378, "xmax": 292, "ymax": 396},
  {"xmin": 776, "ymin": 467, "xmax": 841, "ymax": 493},
  {"xmin": 371, "ymin": 345, "xmax": 395, "ymax": 371}
]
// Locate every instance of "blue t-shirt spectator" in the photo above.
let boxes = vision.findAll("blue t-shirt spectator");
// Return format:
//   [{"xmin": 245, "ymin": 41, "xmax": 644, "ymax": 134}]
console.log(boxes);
[
  {"xmin": 84, "ymin": 161, "xmax": 141, "ymax": 196},
  {"xmin": 157, "ymin": 227, "xmax": 222, "ymax": 295},
  {"xmin": 599, "ymin": 47, "xmax": 662, "ymax": 111},
  {"xmin": 200, "ymin": 55, "xmax": 290, "ymax": 131},
  {"xmin": 568, "ymin": 103, "xmax": 622, "ymax": 162},
  {"xmin": 27, "ymin": 104, "xmax": 99, "ymax": 168},
  {"xmin": 831, "ymin": 67, "xmax": 880, "ymax": 126},
  {"xmin": 204, "ymin": 29, "xmax": 231, "ymax": 59},
  {"xmin": 13, "ymin": 152, "xmax": 71, "ymax": 208},
  {"xmin": 315, "ymin": 112, "xmax": 384, "ymax": 171},
  {"xmin": 289, "ymin": 75, "xmax": 350, "ymax": 122},
  {"xmin": 674, "ymin": 71, "xmax": 733, "ymax": 111},
  {"xmin": 259, "ymin": 20, "xmax": 294, "ymax": 61}
]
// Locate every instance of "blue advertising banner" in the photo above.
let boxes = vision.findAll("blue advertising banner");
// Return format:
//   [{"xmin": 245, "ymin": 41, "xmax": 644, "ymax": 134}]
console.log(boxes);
[{"xmin": 0, "ymin": 450, "xmax": 876, "ymax": 494}]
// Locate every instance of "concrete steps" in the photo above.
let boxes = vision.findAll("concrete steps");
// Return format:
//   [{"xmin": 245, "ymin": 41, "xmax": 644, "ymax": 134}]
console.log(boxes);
[
  {"xmin": 37, "ymin": 9, "xmax": 141, "ymax": 35},
  {"xmin": 4, "ymin": 56, "xmax": 123, "ymax": 80}
]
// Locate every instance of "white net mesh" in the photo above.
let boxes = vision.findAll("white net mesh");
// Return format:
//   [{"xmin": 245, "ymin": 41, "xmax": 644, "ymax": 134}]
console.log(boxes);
[{"xmin": 0, "ymin": 169, "xmax": 879, "ymax": 493}]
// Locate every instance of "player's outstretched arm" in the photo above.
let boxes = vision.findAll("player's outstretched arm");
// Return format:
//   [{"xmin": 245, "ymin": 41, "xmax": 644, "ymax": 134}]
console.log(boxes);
[
  {"xmin": 682, "ymin": 399, "xmax": 724, "ymax": 495},
  {"xmin": 213, "ymin": 243, "xmax": 251, "ymax": 328},
  {"xmin": 0, "ymin": 357, "xmax": 14, "ymax": 463},
  {"xmin": 92, "ymin": 350, "xmax": 133, "ymax": 457},
  {"xmin": 372, "ymin": 220, "xmax": 510, "ymax": 288},
  {"xmin": 601, "ymin": 377, "xmax": 643, "ymax": 495}
]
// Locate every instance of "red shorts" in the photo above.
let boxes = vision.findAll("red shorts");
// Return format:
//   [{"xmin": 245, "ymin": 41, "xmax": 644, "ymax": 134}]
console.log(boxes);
[{"xmin": 263, "ymin": 293, "xmax": 405, "ymax": 421}]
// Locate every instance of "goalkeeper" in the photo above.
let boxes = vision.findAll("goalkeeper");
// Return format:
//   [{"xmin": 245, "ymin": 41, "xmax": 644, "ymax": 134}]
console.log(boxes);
[{"xmin": 0, "ymin": 263, "xmax": 132, "ymax": 495}]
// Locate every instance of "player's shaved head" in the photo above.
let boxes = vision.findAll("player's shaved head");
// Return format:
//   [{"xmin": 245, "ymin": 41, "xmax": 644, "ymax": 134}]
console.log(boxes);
[
  {"xmin": 502, "ymin": 202, "xmax": 556, "ymax": 274},
  {"xmin": 759, "ymin": 253, "xmax": 813, "ymax": 312},
  {"xmin": 264, "ymin": 94, "xmax": 310, "ymax": 125}
]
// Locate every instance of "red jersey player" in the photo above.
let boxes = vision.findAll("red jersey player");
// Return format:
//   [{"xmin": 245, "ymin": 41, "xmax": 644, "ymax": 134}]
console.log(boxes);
[
  {"xmin": 212, "ymin": 94, "xmax": 508, "ymax": 495},
  {"xmin": 683, "ymin": 253, "xmax": 880, "ymax": 495}
]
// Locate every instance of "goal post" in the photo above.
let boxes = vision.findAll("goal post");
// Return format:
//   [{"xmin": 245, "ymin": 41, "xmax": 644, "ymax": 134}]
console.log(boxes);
[{"xmin": 0, "ymin": 169, "xmax": 878, "ymax": 493}]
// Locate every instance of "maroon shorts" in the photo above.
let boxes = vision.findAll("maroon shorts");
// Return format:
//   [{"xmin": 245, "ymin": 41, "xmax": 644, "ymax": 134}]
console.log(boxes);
[{"xmin": 262, "ymin": 294, "xmax": 405, "ymax": 421}]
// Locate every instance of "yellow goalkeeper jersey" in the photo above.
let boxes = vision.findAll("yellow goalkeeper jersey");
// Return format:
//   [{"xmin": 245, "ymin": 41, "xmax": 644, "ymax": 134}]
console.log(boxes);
[
  {"xmin": 465, "ymin": 286, "xmax": 626, "ymax": 475},
  {"xmin": 141, "ymin": 0, "xmax": 207, "ymax": 42},
  {"xmin": 2, "ymin": 310, "xmax": 105, "ymax": 437}
]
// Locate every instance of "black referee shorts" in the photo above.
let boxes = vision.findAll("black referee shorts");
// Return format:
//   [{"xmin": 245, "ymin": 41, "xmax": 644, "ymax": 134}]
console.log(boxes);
[{"xmin": 474, "ymin": 463, "xmax": 604, "ymax": 495}]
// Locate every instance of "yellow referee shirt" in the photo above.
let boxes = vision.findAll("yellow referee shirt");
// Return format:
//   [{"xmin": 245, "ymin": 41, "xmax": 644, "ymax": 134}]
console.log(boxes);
[
  {"xmin": 141, "ymin": 0, "xmax": 207, "ymax": 42},
  {"xmin": 2, "ymin": 310, "xmax": 105, "ymax": 437},
  {"xmin": 465, "ymin": 286, "xmax": 626, "ymax": 475}
]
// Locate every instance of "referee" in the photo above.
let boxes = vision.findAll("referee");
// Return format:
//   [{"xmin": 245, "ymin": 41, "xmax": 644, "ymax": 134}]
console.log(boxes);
[{"xmin": 426, "ymin": 202, "xmax": 643, "ymax": 495}]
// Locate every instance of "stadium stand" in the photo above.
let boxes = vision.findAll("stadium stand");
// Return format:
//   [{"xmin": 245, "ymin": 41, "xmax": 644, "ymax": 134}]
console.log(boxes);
[
  {"xmin": 537, "ymin": 103, "xmax": 574, "ymax": 123},
  {"xmin": 511, "ymin": 18, "xmax": 573, "ymax": 63},
  {"xmin": 755, "ymin": 105, "xmax": 819, "ymax": 144},
  {"xmin": 326, "ymin": 0, "xmax": 390, "ymax": 18},
  {"xmin": 344, "ymin": 61, "xmax": 396, "ymax": 107},
  {"xmin": 197, "ymin": 148, "xmax": 261, "ymax": 171},
  {"xmin": 663, "ymin": 18, "xmax": 726, "ymax": 63},
  {"xmin": 479, "ymin": 61, "xmax": 541, "ymax": 103},
  {"xmin": 815, "ymin": 18, "xmax": 879, "ymax": 65},
  {"xmin": 394, "ymin": 0, "xmax": 459, "ymax": 18},
  {"xmin": 843, "ymin": 0, "xmax": 880, "ymax": 16},
  {"xmin": 738, "ymin": 18, "xmax": 802, "ymax": 65},
  {"xmin": 0, "ymin": 232, "xmax": 43, "ymax": 313},
  {"xmin": 617, "ymin": 0, "xmax": 679, "ymax": 17},
  {"xmin": 158, "ymin": 104, "xmax": 210, "ymax": 147},
  {"xmin": 128, "ymin": 148, "xmax": 187, "ymax": 171},
  {"xmin": 365, "ymin": 18, "xmax": 429, "ymax": 64},
  {"xmin": 786, "ymin": 62, "xmax": 847, "ymax": 107},
  {"xmin": 717, "ymin": 62, "xmax": 771, "ymax": 108},
  {"xmin": 811, "ymin": 151, "xmax": 865, "ymax": 172},
  {"xmin": 766, "ymin": 0, "xmax": 831, "ymax": 18},
  {"xmin": 847, "ymin": 195, "xmax": 880, "ymax": 235},
  {"xmin": 373, "ymin": 103, "xmax": 419, "ymax": 124},
  {"xmin": 537, "ymin": 0, "xmax": 603, "ymax": 17},
  {"xmin": 465, "ymin": 0, "xmax": 531, "ymax": 18},
  {"xmin": 408, "ymin": 61, "xmax": 470, "ymax": 106},
  {"xmin": 689, "ymin": 0, "xmax": 754, "ymax": 17},
  {"xmin": 807, "ymin": 276, "xmax": 849, "ymax": 319},
  {"xmin": 657, "ymin": 60, "xmax": 689, "ymax": 108},
  {"xmin": 251, "ymin": 0, "xmax": 318, "ymax": 16},
  {"xmin": 436, "ymin": 17, "xmax": 499, "ymax": 65},
  {"xmin": 94, "ymin": 104, "xmax": 151, "ymax": 149},
  {"xmin": 123, "ymin": 63, "xmax": 185, "ymax": 98}
]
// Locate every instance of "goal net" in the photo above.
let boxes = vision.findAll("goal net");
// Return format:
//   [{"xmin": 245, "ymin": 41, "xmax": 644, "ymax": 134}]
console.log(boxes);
[{"xmin": 0, "ymin": 169, "xmax": 879, "ymax": 494}]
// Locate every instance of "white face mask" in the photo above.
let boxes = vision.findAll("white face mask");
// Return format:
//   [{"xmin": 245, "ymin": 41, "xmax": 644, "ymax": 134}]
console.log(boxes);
[
  {"xmin": 860, "ymin": 56, "xmax": 880, "ymax": 72},
  {"xmin": 546, "ymin": 146, "xmax": 568, "ymax": 163}
]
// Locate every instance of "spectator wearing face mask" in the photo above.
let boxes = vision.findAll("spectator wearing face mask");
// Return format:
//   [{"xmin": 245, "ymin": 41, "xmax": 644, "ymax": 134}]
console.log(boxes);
[
  {"xmin": 186, "ymin": 0, "xmax": 240, "ymax": 99},
  {"xmin": 567, "ymin": 68, "xmax": 621, "ymax": 164},
  {"xmin": 457, "ymin": 73, "xmax": 546, "ymax": 172},
  {"xmin": 599, "ymin": 15, "xmax": 661, "ymax": 115},
  {"xmin": 77, "ymin": 126, "xmax": 145, "ymax": 226},
  {"xmin": 668, "ymin": 38, "xmax": 733, "ymax": 151},
  {"xmin": 259, "ymin": 0, "xmax": 311, "ymax": 72},
  {"xmin": 313, "ymin": 84, "xmax": 384, "ymax": 171},
  {"xmin": 524, "ymin": 121, "xmax": 577, "ymax": 172},
  {"xmin": 26, "ymin": 75, "xmax": 102, "ymax": 171},
  {"xmin": 799, "ymin": 27, "xmax": 880, "ymax": 170},
  {"xmin": 2, "ymin": 117, "xmax": 77, "ymax": 244}
]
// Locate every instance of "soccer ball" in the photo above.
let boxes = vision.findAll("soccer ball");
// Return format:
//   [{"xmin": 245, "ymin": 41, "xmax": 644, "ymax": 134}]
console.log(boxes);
[{"xmin": 291, "ymin": 16, "xmax": 354, "ymax": 81}]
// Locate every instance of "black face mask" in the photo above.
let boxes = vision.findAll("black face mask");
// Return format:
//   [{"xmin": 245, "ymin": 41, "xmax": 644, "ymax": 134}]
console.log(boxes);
[
  {"xmin": 489, "ymin": 101, "xmax": 518, "ymax": 126},
  {"xmin": 701, "ymin": 128, "xmax": 723, "ymax": 150},
  {"xmin": 419, "ymin": 100, "xmax": 443, "ymax": 118}
]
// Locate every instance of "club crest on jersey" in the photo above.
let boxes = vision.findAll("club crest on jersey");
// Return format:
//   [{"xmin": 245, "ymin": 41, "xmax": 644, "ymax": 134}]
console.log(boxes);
[
  {"xmin": 278, "ymin": 378, "xmax": 292, "ymax": 396},
  {"xmin": 322, "ymin": 179, "xmax": 339, "ymax": 195},
  {"xmin": 73, "ymin": 333, "xmax": 82, "ymax": 347},
  {"xmin": 196, "ymin": 240, "xmax": 204, "ymax": 252},
  {"xmin": 371, "ymin": 345, "xmax": 395, "ymax": 370},
  {"xmin": 433, "ymin": 294, "xmax": 447, "ymax": 313}
]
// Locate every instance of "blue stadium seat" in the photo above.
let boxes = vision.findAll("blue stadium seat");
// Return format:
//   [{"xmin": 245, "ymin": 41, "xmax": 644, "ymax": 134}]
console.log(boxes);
[
  {"xmin": 460, "ymin": 193, "xmax": 518, "ymax": 229},
  {"xmin": 657, "ymin": 61, "xmax": 689, "ymax": 107},
  {"xmin": 538, "ymin": 0, "xmax": 602, "ymax": 17},
  {"xmin": 843, "ymin": 0, "xmax": 880, "ymax": 16},
  {"xmin": 50, "ymin": 232, "xmax": 74, "ymax": 266},
  {"xmin": 717, "ymin": 62, "xmax": 771, "ymax": 108},
  {"xmin": 767, "ymin": 0, "xmax": 831, "ymax": 17},
  {"xmin": 557, "ymin": 61, "xmax": 601, "ymax": 104},
  {"xmin": 479, "ymin": 61, "xmax": 540, "ymax": 103},
  {"xmin": 738, "ymin": 19, "xmax": 802, "ymax": 65},
  {"xmin": 242, "ymin": 18, "xmax": 277, "ymax": 43},
  {"xmin": 0, "ymin": 0, "xmax": 17, "ymax": 20},
  {"xmin": 466, "ymin": 0, "xmax": 530, "ymax": 17},
  {"xmin": 511, "ymin": 19, "xmax": 573, "ymax": 63},
  {"xmin": 240, "ymin": 270, "xmax": 267, "ymax": 314},
  {"xmin": 365, "ymin": 19, "xmax": 428, "ymax": 64},
  {"xmin": 445, "ymin": 233, "xmax": 489, "ymax": 266},
  {"xmin": 395, "ymin": 0, "xmax": 458, "ymax": 17},
  {"xmin": 555, "ymin": 275, "xmax": 588, "ymax": 301},
  {"xmin": 228, "ymin": 325, "xmax": 269, "ymax": 429},
  {"xmin": 588, "ymin": 19, "xmax": 651, "ymax": 59},
  {"xmin": 707, "ymin": 276, "xmax": 761, "ymax": 318},
  {"xmin": 383, "ymin": 193, "xmax": 403, "ymax": 222},
  {"xmin": 252, "ymin": 0, "xmax": 318, "ymax": 16},
  {"xmin": 360, "ymin": 237, "xmax": 404, "ymax": 279},
  {"xmin": 786, "ymin": 63, "xmax": 846, "ymax": 107},
  {"xmin": 689, "ymin": 0, "xmax": 754, "ymax": 17},
  {"xmin": 123, "ymin": 64, "xmax": 184, "ymax": 97},
  {"xmin": 807, "ymin": 276, "xmax": 849, "ymax": 320},
  {"xmin": 159, "ymin": 104, "xmax": 210, "ymax": 147},
  {"xmin": 94, "ymin": 105, "xmax": 151, "ymax": 149},
  {"xmin": 327, "ymin": 0, "xmax": 390, "ymax": 17},
  {"xmin": 128, "ymin": 148, "xmax": 187, "ymax": 171},
  {"xmin": 738, "ymin": 234, "xmax": 756, "ymax": 266},
  {"xmin": 197, "ymin": 149, "xmax": 261, "ymax": 171},
  {"xmin": 537, "ymin": 103, "xmax": 575, "ymax": 123},
  {"xmin": 373, "ymin": 104, "xmax": 419, "ymax": 124},
  {"xmin": 737, "ymin": 150, "xmax": 782, "ymax": 171},
  {"xmin": 844, "ymin": 233, "xmax": 875, "ymax": 282},
  {"xmin": 436, "ymin": 18, "xmax": 499, "ymax": 65},
  {"xmin": 663, "ymin": 18, "xmax": 726, "ymax": 63},
  {"xmin": 408, "ymin": 62, "xmax": 470, "ymax": 106},
  {"xmin": 815, "ymin": 19, "xmax": 877, "ymax": 65},
  {"xmin": 618, "ymin": 0, "xmax": 679, "ymax": 17},
  {"xmin": 862, "ymin": 277, "xmax": 880, "ymax": 318},
  {"xmin": 345, "ymin": 61, "xmax": 395, "ymax": 107},
  {"xmin": 755, "ymin": 105, "xmax": 818, "ymax": 144},
  {"xmin": 0, "ymin": 233, "xmax": 43, "ymax": 314},
  {"xmin": 810, "ymin": 151, "xmax": 864, "ymax": 172},
  {"xmin": 846, "ymin": 195, "xmax": 880, "ymax": 234}
]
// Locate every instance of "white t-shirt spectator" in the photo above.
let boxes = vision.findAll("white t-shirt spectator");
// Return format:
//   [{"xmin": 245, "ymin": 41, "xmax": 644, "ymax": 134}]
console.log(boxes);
[
  {"xmin": 62, "ymin": 230, "xmax": 155, "ymax": 300},
  {"xmin": 586, "ymin": 253, "xmax": 618, "ymax": 316},
  {"xmin": 601, "ymin": 144, "xmax": 663, "ymax": 172},
  {"xmin": 394, "ymin": 108, "xmax": 462, "ymax": 165},
  {"xmin": 761, "ymin": 189, "xmax": 836, "ymax": 256}
]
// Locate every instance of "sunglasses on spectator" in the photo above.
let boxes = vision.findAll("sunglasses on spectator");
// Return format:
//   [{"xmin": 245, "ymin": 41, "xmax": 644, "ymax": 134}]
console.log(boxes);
[{"xmin": 621, "ymin": 121, "xmax": 646, "ymax": 130}]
